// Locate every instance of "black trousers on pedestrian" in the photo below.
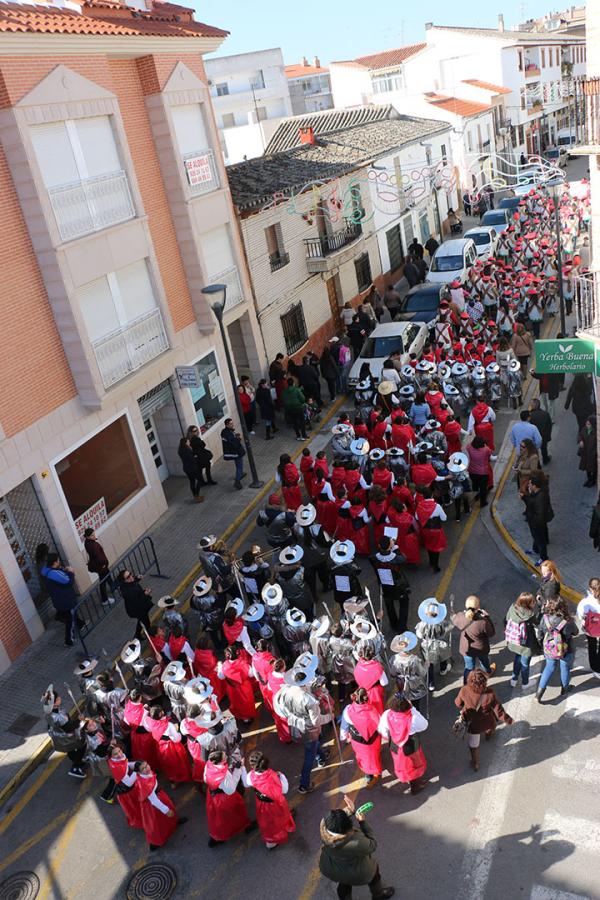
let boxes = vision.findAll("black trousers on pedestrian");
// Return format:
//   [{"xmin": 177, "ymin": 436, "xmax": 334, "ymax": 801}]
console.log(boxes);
[
  {"xmin": 98, "ymin": 572, "xmax": 116, "ymax": 604},
  {"xmin": 305, "ymin": 563, "xmax": 330, "ymax": 598},
  {"xmin": 325, "ymin": 377, "xmax": 337, "ymax": 402},
  {"xmin": 58, "ymin": 609, "xmax": 83, "ymax": 644},
  {"xmin": 529, "ymin": 524, "xmax": 548, "ymax": 560},
  {"xmin": 133, "ymin": 612, "xmax": 152, "ymax": 640},
  {"xmin": 337, "ymin": 866, "xmax": 385, "ymax": 899},
  {"xmin": 454, "ymin": 496, "xmax": 470, "ymax": 521},
  {"xmin": 587, "ymin": 636, "xmax": 600, "ymax": 673},
  {"xmin": 382, "ymin": 586, "xmax": 410, "ymax": 632},
  {"xmin": 288, "ymin": 408, "xmax": 307, "ymax": 438},
  {"xmin": 67, "ymin": 747, "xmax": 86, "ymax": 767},
  {"xmin": 427, "ymin": 551, "xmax": 440, "ymax": 571},
  {"xmin": 185, "ymin": 470, "xmax": 202, "ymax": 497},
  {"xmin": 540, "ymin": 439, "xmax": 550, "ymax": 465},
  {"xmin": 470, "ymin": 472, "xmax": 489, "ymax": 507}
]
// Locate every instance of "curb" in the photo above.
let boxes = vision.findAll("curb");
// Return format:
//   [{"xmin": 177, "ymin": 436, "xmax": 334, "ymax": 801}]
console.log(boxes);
[{"xmin": 0, "ymin": 395, "xmax": 347, "ymax": 810}]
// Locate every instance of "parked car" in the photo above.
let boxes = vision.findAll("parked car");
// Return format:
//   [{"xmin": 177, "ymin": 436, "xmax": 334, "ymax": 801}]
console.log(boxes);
[
  {"xmin": 556, "ymin": 128, "xmax": 577, "ymax": 158},
  {"xmin": 347, "ymin": 321, "xmax": 428, "ymax": 387},
  {"xmin": 395, "ymin": 283, "xmax": 446, "ymax": 339},
  {"xmin": 426, "ymin": 238, "xmax": 477, "ymax": 285},
  {"xmin": 464, "ymin": 226, "xmax": 499, "ymax": 260},
  {"xmin": 545, "ymin": 147, "xmax": 568, "ymax": 169},
  {"xmin": 480, "ymin": 209, "xmax": 509, "ymax": 234},
  {"xmin": 498, "ymin": 196, "xmax": 521, "ymax": 212}
]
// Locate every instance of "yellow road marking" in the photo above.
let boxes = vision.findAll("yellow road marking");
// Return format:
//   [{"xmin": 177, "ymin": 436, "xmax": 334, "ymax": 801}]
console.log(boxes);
[
  {"xmin": 0, "ymin": 755, "xmax": 62, "ymax": 835},
  {"xmin": 436, "ymin": 503, "xmax": 480, "ymax": 602},
  {"xmin": 37, "ymin": 781, "xmax": 90, "ymax": 900},
  {"xmin": 0, "ymin": 810, "xmax": 69, "ymax": 874}
]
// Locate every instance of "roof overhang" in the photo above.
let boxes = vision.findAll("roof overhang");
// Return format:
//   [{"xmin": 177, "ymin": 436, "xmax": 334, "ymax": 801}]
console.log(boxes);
[{"xmin": 0, "ymin": 30, "xmax": 226, "ymax": 56}]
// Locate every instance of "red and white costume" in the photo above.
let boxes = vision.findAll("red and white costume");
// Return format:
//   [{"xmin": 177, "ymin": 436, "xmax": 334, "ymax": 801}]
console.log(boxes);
[
  {"xmin": 143, "ymin": 714, "xmax": 192, "ymax": 783},
  {"xmin": 135, "ymin": 769, "xmax": 179, "ymax": 847},
  {"xmin": 218, "ymin": 657, "xmax": 256, "ymax": 721},
  {"xmin": 341, "ymin": 701, "xmax": 383, "ymax": 776},
  {"xmin": 378, "ymin": 706, "xmax": 428, "ymax": 783},
  {"xmin": 193, "ymin": 647, "xmax": 226, "ymax": 702},
  {"xmin": 353, "ymin": 658, "xmax": 388, "ymax": 715},
  {"xmin": 203, "ymin": 761, "xmax": 250, "ymax": 842},
  {"xmin": 267, "ymin": 670, "xmax": 292, "ymax": 743},
  {"xmin": 123, "ymin": 699, "xmax": 158, "ymax": 770},
  {"xmin": 107, "ymin": 754, "xmax": 142, "ymax": 828},
  {"xmin": 251, "ymin": 649, "xmax": 276, "ymax": 712},
  {"xmin": 243, "ymin": 767, "xmax": 295, "ymax": 846},
  {"xmin": 180, "ymin": 717, "xmax": 208, "ymax": 782},
  {"xmin": 468, "ymin": 401, "xmax": 496, "ymax": 452},
  {"xmin": 416, "ymin": 498, "xmax": 447, "ymax": 553}
]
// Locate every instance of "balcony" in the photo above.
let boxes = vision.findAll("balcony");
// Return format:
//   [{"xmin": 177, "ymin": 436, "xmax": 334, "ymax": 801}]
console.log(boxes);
[
  {"xmin": 183, "ymin": 149, "xmax": 220, "ymax": 196},
  {"xmin": 48, "ymin": 170, "xmax": 135, "ymax": 243},
  {"xmin": 524, "ymin": 64, "xmax": 541, "ymax": 79},
  {"xmin": 92, "ymin": 308, "xmax": 169, "ymax": 389},
  {"xmin": 214, "ymin": 265, "xmax": 244, "ymax": 311},
  {"xmin": 304, "ymin": 221, "xmax": 363, "ymax": 273},
  {"xmin": 269, "ymin": 251, "xmax": 290, "ymax": 272},
  {"xmin": 575, "ymin": 272, "xmax": 600, "ymax": 339},
  {"xmin": 582, "ymin": 78, "xmax": 600, "ymax": 149},
  {"xmin": 527, "ymin": 101, "xmax": 544, "ymax": 116}
]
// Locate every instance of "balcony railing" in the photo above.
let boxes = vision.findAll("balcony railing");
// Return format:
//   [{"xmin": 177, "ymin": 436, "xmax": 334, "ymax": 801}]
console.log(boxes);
[
  {"xmin": 583, "ymin": 78, "xmax": 600, "ymax": 147},
  {"xmin": 304, "ymin": 221, "xmax": 362, "ymax": 260},
  {"xmin": 575, "ymin": 271, "xmax": 600, "ymax": 338},
  {"xmin": 92, "ymin": 308, "xmax": 169, "ymax": 389},
  {"xmin": 213, "ymin": 265, "xmax": 244, "ymax": 310},
  {"xmin": 524, "ymin": 64, "xmax": 541, "ymax": 78},
  {"xmin": 48, "ymin": 170, "xmax": 135, "ymax": 243},
  {"xmin": 269, "ymin": 251, "xmax": 290, "ymax": 272},
  {"xmin": 183, "ymin": 149, "xmax": 220, "ymax": 196}
]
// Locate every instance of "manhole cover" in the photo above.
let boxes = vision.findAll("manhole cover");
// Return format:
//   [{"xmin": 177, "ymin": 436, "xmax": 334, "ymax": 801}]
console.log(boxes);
[
  {"xmin": 126, "ymin": 864, "xmax": 177, "ymax": 900},
  {"xmin": 0, "ymin": 871, "xmax": 40, "ymax": 900},
  {"xmin": 7, "ymin": 714, "xmax": 39, "ymax": 738}
]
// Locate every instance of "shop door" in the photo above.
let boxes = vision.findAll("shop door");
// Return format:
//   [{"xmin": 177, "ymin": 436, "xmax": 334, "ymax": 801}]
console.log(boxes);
[
  {"xmin": 143, "ymin": 416, "xmax": 169, "ymax": 482},
  {"xmin": 326, "ymin": 275, "xmax": 342, "ymax": 331}
]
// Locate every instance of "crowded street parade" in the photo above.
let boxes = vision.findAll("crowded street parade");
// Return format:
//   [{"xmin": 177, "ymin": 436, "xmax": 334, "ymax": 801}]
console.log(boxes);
[{"xmin": 1, "ymin": 2, "xmax": 599, "ymax": 898}]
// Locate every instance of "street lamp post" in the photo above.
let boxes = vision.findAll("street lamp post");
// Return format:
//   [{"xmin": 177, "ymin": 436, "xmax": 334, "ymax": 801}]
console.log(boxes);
[{"xmin": 201, "ymin": 282, "xmax": 264, "ymax": 489}]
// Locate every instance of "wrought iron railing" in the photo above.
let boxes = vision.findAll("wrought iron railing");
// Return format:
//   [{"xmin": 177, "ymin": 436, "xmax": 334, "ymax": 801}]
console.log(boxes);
[
  {"xmin": 575, "ymin": 271, "xmax": 600, "ymax": 337},
  {"xmin": 304, "ymin": 221, "xmax": 362, "ymax": 259},
  {"xmin": 269, "ymin": 251, "xmax": 290, "ymax": 272},
  {"xmin": 92, "ymin": 308, "xmax": 169, "ymax": 389},
  {"xmin": 583, "ymin": 78, "xmax": 600, "ymax": 146},
  {"xmin": 48, "ymin": 170, "xmax": 135, "ymax": 242},
  {"xmin": 183, "ymin": 148, "xmax": 220, "ymax": 196}
]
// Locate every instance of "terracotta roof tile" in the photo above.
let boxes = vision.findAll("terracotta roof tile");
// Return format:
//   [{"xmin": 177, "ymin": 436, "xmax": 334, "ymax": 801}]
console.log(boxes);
[
  {"xmin": 332, "ymin": 43, "xmax": 426, "ymax": 70},
  {"xmin": 425, "ymin": 94, "xmax": 492, "ymax": 117},
  {"xmin": 0, "ymin": 1, "xmax": 227, "ymax": 38},
  {"xmin": 462, "ymin": 79, "xmax": 511, "ymax": 95},
  {"xmin": 285, "ymin": 63, "xmax": 329, "ymax": 78}
]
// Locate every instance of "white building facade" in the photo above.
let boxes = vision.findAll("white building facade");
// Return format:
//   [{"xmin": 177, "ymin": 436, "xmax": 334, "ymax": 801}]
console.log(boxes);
[
  {"xmin": 205, "ymin": 48, "xmax": 294, "ymax": 165},
  {"xmin": 285, "ymin": 57, "xmax": 333, "ymax": 116}
]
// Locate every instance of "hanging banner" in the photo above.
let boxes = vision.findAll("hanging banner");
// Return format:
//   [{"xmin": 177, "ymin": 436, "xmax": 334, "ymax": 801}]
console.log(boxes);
[{"xmin": 534, "ymin": 338, "xmax": 595, "ymax": 374}]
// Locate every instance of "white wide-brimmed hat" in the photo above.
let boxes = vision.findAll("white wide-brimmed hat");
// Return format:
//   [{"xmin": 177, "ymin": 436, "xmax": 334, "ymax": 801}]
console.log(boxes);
[
  {"xmin": 73, "ymin": 658, "xmax": 98, "ymax": 676},
  {"xmin": 443, "ymin": 383, "xmax": 460, "ymax": 397},
  {"xmin": 198, "ymin": 534, "xmax": 217, "ymax": 550},
  {"xmin": 350, "ymin": 617, "xmax": 378, "ymax": 640},
  {"xmin": 414, "ymin": 441, "xmax": 433, "ymax": 454},
  {"xmin": 448, "ymin": 452, "xmax": 469, "ymax": 474},
  {"xmin": 390, "ymin": 631, "xmax": 418, "ymax": 653},
  {"xmin": 369, "ymin": 447, "xmax": 385, "ymax": 462},
  {"xmin": 401, "ymin": 365, "xmax": 415, "ymax": 380},
  {"xmin": 509, "ymin": 358, "xmax": 521, "ymax": 372},
  {"xmin": 262, "ymin": 582, "xmax": 283, "ymax": 606},
  {"xmin": 424, "ymin": 418, "xmax": 441, "ymax": 431},
  {"xmin": 120, "ymin": 640, "xmax": 141, "ymax": 665},
  {"xmin": 452, "ymin": 362, "xmax": 469, "ymax": 377},
  {"xmin": 243, "ymin": 602, "xmax": 265, "ymax": 623},
  {"xmin": 284, "ymin": 666, "xmax": 317, "ymax": 686},
  {"xmin": 296, "ymin": 504, "xmax": 317, "ymax": 526},
  {"xmin": 332, "ymin": 423, "xmax": 352, "ymax": 436},
  {"xmin": 438, "ymin": 363, "xmax": 452, "ymax": 381},
  {"xmin": 330, "ymin": 540, "xmax": 355, "ymax": 565},
  {"xmin": 343, "ymin": 598, "xmax": 368, "ymax": 617},
  {"xmin": 417, "ymin": 597, "xmax": 448, "ymax": 625},
  {"xmin": 399, "ymin": 385, "xmax": 415, "ymax": 397},
  {"xmin": 226, "ymin": 597, "xmax": 244, "ymax": 617},
  {"xmin": 158, "ymin": 595, "xmax": 179, "ymax": 609},
  {"xmin": 183, "ymin": 676, "xmax": 213, "ymax": 704},
  {"xmin": 350, "ymin": 438, "xmax": 370, "ymax": 457},
  {"xmin": 378, "ymin": 380, "xmax": 395, "ymax": 396},
  {"xmin": 311, "ymin": 615, "xmax": 331, "ymax": 639},
  {"xmin": 294, "ymin": 651, "xmax": 318, "ymax": 674},
  {"xmin": 161, "ymin": 661, "xmax": 186, "ymax": 683},
  {"xmin": 285, "ymin": 608, "xmax": 307, "ymax": 627},
  {"xmin": 416, "ymin": 359, "xmax": 436, "ymax": 373},
  {"xmin": 192, "ymin": 575, "xmax": 213, "ymax": 597},
  {"xmin": 194, "ymin": 703, "xmax": 222, "ymax": 729},
  {"xmin": 356, "ymin": 379, "xmax": 372, "ymax": 392},
  {"xmin": 279, "ymin": 544, "xmax": 304, "ymax": 566},
  {"xmin": 387, "ymin": 446, "xmax": 405, "ymax": 458},
  {"xmin": 485, "ymin": 362, "xmax": 500, "ymax": 375}
]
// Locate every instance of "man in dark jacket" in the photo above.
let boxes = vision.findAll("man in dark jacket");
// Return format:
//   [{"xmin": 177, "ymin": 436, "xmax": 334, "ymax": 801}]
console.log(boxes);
[
  {"xmin": 256, "ymin": 494, "xmax": 295, "ymax": 547},
  {"xmin": 528, "ymin": 398, "xmax": 552, "ymax": 464},
  {"xmin": 531, "ymin": 371, "xmax": 561, "ymax": 422},
  {"xmin": 297, "ymin": 358, "xmax": 323, "ymax": 407},
  {"xmin": 522, "ymin": 472, "xmax": 553, "ymax": 565},
  {"xmin": 221, "ymin": 418, "xmax": 246, "ymax": 490},
  {"xmin": 347, "ymin": 316, "xmax": 367, "ymax": 358},
  {"xmin": 83, "ymin": 528, "xmax": 115, "ymax": 607},
  {"xmin": 117, "ymin": 570, "xmax": 154, "ymax": 638},
  {"xmin": 319, "ymin": 800, "xmax": 394, "ymax": 899},
  {"xmin": 403, "ymin": 255, "xmax": 420, "ymax": 288},
  {"xmin": 40, "ymin": 553, "xmax": 81, "ymax": 646},
  {"xmin": 256, "ymin": 378, "xmax": 278, "ymax": 440}
]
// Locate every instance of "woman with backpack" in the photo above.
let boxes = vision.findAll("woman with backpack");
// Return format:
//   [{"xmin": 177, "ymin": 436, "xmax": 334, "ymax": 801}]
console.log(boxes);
[
  {"xmin": 504, "ymin": 592, "xmax": 540, "ymax": 688},
  {"xmin": 536, "ymin": 597, "xmax": 579, "ymax": 703},
  {"xmin": 576, "ymin": 577, "xmax": 600, "ymax": 678}
]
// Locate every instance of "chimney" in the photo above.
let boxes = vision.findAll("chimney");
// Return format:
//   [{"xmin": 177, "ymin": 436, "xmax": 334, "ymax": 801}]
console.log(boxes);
[
  {"xmin": 313, "ymin": 56, "xmax": 321, "ymax": 68},
  {"xmin": 302, "ymin": 56, "xmax": 308, "ymax": 67},
  {"xmin": 299, "ymin": 127, "xmax": 316, "ymax": 145},
  {"xmin": 498, "ymin": 13, "xmax": 505, "ymax": 31},
  {"xmin": 425, "ymin": 22, "xmax": 433, "ymax": 29}
]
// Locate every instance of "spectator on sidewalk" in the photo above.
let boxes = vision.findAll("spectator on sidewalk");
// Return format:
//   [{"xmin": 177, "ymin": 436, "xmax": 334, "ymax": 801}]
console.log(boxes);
[
  {"xmin": 178, "ymin": 437, "xmax": 205, "ymax": 503},
  {"xmin": 341, "ymin": 301, "xmax": 355, "ymax": 328},
  {"xmin": 221, "ymin": 419, "xmax": 246, "ymax": 490},
  {"xmin": 282, "ymin": 379, "xmax": 307, "ymax": 441},
  {"xmin": 256, "ymin": 378, "xmax": 278, "ymax": 441},
  {"xmin": 536, "ymin": 597, "xmax": 579, "ymax": 703},
  {"xmin": 319, "ymin": 347, "xmax": 340, "ymax": 403},
  {"xmin": 84, "ymin": 528, "xmax": 116, "ymax": 606},
  {"xmin": 528, "ymin": 399, "xmax": 552, "ymax": 465},
  {"xmin": 510, "ymin": 410, "xmax": 542, "ymax": 452},
  {"xmin": 578, "ymin": 417, "xmax": 597, "ymax": 487},
  {"xmin": 383, "ymin": 284, "xmax": 402, "ymax": 320},
  {"xmin": 576, "ymin": 577, "xmax": 600, "ymax": 678},
  {"xmin": 467, "ymin": 436, "xmax": 494, "ymax": 507},
  {"xmin": 117, "ymin": 570, "xmax": 154, "ymax": 639},
  {"xmin": 238, "ymin": 384, "xmax": 256, "ymax": 435},
  {"xmin": 565, "ymin": 373, "xmax": 595, "ymax": 430},
  {"xmin": 348, "ymin": 315, "xmax": 367, "ymax": 357},
  {"xmin": 515, "ymin": 438, "xmax": 541, "ymax": 493},
  {"xmin": 187, "ymin": 425, "xmax": 216, "ymax": 486},
  {"xmin": 510, "ymin": 324, "xmax": 534, "ymax": 374},
  {"xmin": 536, "ymin": 559, "xmax": 561, "ymax": 608},
  {"xmin": 40, "ymin": 553, "xmax": 82, "ymax": 646},
  {"xmin": 531, "ymin": 370, "xmax": 560, "ymax": 422},
  {"xmin": 451, "ymin": 595, "xmax": 496, "ymax": 684},
  {"xmin": 589, "ymin": 495, "xmax": 600, "ymax": 553},
  {"xmin": 269, "ymin": 353, "xmax": 287, "ymax": 409},
  {"xmin": 297, "ymin": 357, "xmax": 323, "ymax": 408},
  {"xmin": 521, "ymin": 472, "xmax": 553, "ymax": 566},
  {"xmin": 403, "ymin": 256, "xmax": 420, "ymax": 289}
]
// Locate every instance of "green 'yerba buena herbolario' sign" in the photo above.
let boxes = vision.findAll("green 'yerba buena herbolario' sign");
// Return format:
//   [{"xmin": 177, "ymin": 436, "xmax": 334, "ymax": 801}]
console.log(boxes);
[{"xmin": 534, "ymin": 338, "xmax": 595, "ymax": 374}]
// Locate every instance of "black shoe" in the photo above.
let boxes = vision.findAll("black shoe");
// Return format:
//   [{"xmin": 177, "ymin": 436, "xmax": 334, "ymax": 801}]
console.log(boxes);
[
  {"xmin": 207, "ymin": 480, "xmax": 218, "ymax": 485},
  {"xmin": 65, "ymin": 640, "xmax": 74, "ymax": 647},
  {"xmin": 298, "ymin": 785, "xmax": 314, "ymax": 794},
  {"xmin": 68, "ymin": 766, "xmax": 85, "ymax": 778},
  {"xmin": 149, "ymin": 844, "xmax": 160, "ymax": 852},
  {"xmin": 536, "ymin": 689, "xmax": 545, "ymax": 704},
  {"xmin": 245, "ymin": 821, "xmax": 258, "ymax": 833},
  {"xmin": 208, "ymin": 837, "xmax": 224, "ymax": 848},
  {"xmin": 234, "ymin": 482, "xmax": 243, "ymax": 491},
  {"xmin": 560, "ymin": 685, "xmax": 571, "ymax": 696},
  {"xmin": 376, "ymin": 889, "xmax": 395, "ymax": 899},
  {"xmin": 177, "ymin": 817, "xmax": 188, "ymax": 827}
]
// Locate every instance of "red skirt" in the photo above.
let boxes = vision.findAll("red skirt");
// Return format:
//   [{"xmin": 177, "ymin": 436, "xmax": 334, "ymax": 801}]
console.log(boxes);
[
  {"xmin": 140, "ymin": 790, "xmax": 178, "ymax": 846},
  {"xmin": 256, "ymin": 796, "xmax": 296, "ymax": 845},
  {"xmin": 420, "ymin": 526, "xmax": 447, "ymax": 553},
  {"xmin": 282, "ymin": 485, "xmax": 302, "ymax": 511},
  {"xmin": 226, "ymin": 679, "xmax": 257, "ymax": 721},
  {"xmin": 350, "ymin": 735, "xmax": 383, "ymax": 776},
  {"xmin": 352, "ymin": 524, "xmax": 371, "ymax": 556},
  {"xmin": 391, "ymin": 745, "xmax": 427, "ymax": 783},
  {"xmin": 131, "ymin": 730, "xmax": 159, "ymax": 771},
  {"xmin": 206, "ymin": 790, "xmax": 250, "ymax": 842},
  {"xmin": 156, "ymin": 740, "xmax": 192, "ymax": 783},
  {"xmin": 117, "ymin": 789, "xmax": 143, "ymax": 829},
  {"xmin": 335, "ymin": 517, "xmax": 354, "ymax": 543},
  {"xmin": 316, "ymin": 499, "xmax": 338, "ymax": 537},
  {"xmin": 187, "ymin": 741, "xmax": 206, "ymax": 784},
  {"xmin": 396, "ymin": 531, "xmax": 421, "ymax": 566},
  {"xmin": 365, "ymin": 683, "xmax": 385, "ymax": 716}
]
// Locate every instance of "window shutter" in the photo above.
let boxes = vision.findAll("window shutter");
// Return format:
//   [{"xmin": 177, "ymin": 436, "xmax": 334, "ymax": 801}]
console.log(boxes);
[
  {"xmin": 75, "ymin": 116, "xmax": 121, "ymax": 178},
  {"xmin": 201, "ymin": 226, "xmax": 235, "ymax": 278},
  {"xmin": 116, "ymin": 260, "xmax": 157, "ymax": 322},
  {"xmin": 79, "ymin": 275, "xmax": 119, "ymax": 341},
  {"xmin": 172, "ymin": 104, "xmax": 209, "ymax": 155},
  {"xmin": 30, "ymin": 122, "xmax": 79, "ymax": 188}
]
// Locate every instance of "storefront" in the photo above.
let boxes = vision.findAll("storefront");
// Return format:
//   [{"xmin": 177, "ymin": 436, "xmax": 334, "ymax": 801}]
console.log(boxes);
[{"xmin": 188, "ymin": 349, "xmax": 229, "ymax": 435}]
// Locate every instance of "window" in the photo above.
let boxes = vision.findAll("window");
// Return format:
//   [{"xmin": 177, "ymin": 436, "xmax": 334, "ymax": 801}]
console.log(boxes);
[
  {"xmin": 402, "ymin": 214, "xmax": 414, "ymax": 248},
  {"xmin": 419, "ymin": 211, "xmax": 431, "ymax": 243},
  {"xmin": 467, "ymin": 130, "xmax": 473, "ymax": 152},
  {"xmin": 281, "ymin": 303, "xmax": 308, "ymax": 355},
  {"xmin": 250, "ymin": 70, "xmax": 265, "ymax": 90},
  {"xmin": 440, "ymin": 143, "xmax": 448, "ymax": 165},
  {"xmin": 171, "ymin": 104, "xmax": 209, "ymax": 156},
  {"xmin": 549, "ymin": 47, "xmax": 553, "ymax": 67},
  {"xmin": 265, "ymin": 223, "xmax": 289, "ymax": 271},
  {"xmin": 55, "ymin": 415, "xmax": 146, "ymax": 524},
  {"xmin": 189, "ymin": 351, "xmax": 228, "ymax": 433},
  {"xmin": 78, "ymin": 260, "xmax": 157, "ymax": 343},
  {"xmin": 354, "ymin": 252, "xmax": 372, "ymax": 292},
  {"xmin": 386, "ymin": 224, "xmax": 404, "ymax": 271},
  {"xmin": 222, "ymin": 113, "xmax": 235, "ymax": 129},
  {"xmin": 200, "ymin": 226, "xmax": 242, "ymax": 306},
  {"xmin": 541, "ymin": 48, "xmax": 546, "ymax": 68},
  {"xmin": 215, "ymin": 82, "xmax": 229, "ymax": 96},
  {"xmin": 30, "ymin": 116, "xmax": 134, "ymax": 241},
  {"xmin": 255, "ymin": 107, "xmax": 268, "ymax": 122},
  {"xmin": 372, "ymin": 72, "xmax": 403, "ymax": 94}
]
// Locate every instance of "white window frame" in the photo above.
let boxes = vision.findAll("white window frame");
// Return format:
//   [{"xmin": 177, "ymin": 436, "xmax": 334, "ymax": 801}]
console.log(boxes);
[
  {"xmin": 83, "ymin": 261, "xmax": 156, "ymax": 337},
  {"xmin": 50, "ymin": 407, "xmax": 150, "ymax": 546}
]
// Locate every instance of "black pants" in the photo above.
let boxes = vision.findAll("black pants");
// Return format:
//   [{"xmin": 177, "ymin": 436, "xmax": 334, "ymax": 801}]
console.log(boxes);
[
  {"xmin": 540, "ymin": 439, "xmax": 550, "ymax": 465},
  {"xmin": 98, "ymin": 572, "xmax": 116, "ymax": 604},
  {"xmin": 67, "ymin": 747, "xmax": 86, "ymax": 767},
  {"xmin": 243, "ymin": 409, "xmax": 255, "ymax": 431},
  {"xmin": 337, "ymin": 865, "xmax": 385, "ymax": 899},
  {"xmin": 382, "ymin": 587, "xmax": 410, "ymax": 632},
  {"xmin": 587, "ymin": 636, "xmax": 600, "ymax": 673},
  {"xmin": 288, "ymin": 408, "xmax": 307, "ymax": 439},
  {"xmin": 427, "ymin": 551, "xmax": 440, "ymax": 571},
  {"xmin": 470, "ymin": 473, "xmax": 489, "ymax": 507},
  {"xmin": 529, "ymin": 524, "xmax": 548, "ymax": 560},
  {"xmin": 59, "ymin": 609, "xmax": 84, "ymax": 644},
  {"xmin": 454, "ymin": 496, "xmax": 470, "ymax": 521},
  {"xmin": 325, "ymin": 377, "xmax": 337, "ymax": 402},
  {"xmin": 305, "ymin": 563, "xmax": 330, "ymax": 598},
  {"xmin": 198, "ymin": 462, "xmax": 213, "ymax": 485},
  {"xmin": 133, "ymin": 612, "xmax": 152, "ymax": 640},
  {"xmin": 186, "ymin": 471, "xmax": 202, "ymax": 497}
]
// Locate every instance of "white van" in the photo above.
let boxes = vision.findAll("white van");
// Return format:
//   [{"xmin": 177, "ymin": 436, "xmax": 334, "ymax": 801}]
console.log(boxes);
[
  {"xmin": 556, "ymin": 128, "xmax": 577, "ymax": 158},
  {"xmin": 426, "ymin": 238, "xmax": 477, "ymax": 285}
]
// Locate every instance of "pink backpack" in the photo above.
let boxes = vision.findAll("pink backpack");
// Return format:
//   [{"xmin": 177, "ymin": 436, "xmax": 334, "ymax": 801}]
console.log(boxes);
[
  {"xmin": 584, "ymin": 610, "xmax": 600, "ymax": 639},
  {"xmin": 542, "ymin": 616, "xmax": 567, "ymax": 660}
]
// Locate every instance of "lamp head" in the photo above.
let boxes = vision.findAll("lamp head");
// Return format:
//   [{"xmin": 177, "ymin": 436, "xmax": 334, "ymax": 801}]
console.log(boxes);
[{"xmin": 201, "ymin": 283, "xmax": 227, "ymax": 318}]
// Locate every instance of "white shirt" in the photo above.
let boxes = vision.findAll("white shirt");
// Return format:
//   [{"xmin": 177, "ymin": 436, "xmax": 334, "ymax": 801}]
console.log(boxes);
[
  {"xmin": 204, "ymin": 765, "xmax": 242, "ymax": 795},
  {"xmin": 382, "ymin": 367, "xmax": 402, "ymax": 388},
  {"xmin": 377, "ymin": 707, "xmax": 429, "ymax": 741},
  {"xmin": 467, "ymin": 406, "xmax": 496, "ymax": 434},
  {"xmin": 163, "ymin": 640, "xmax": 194, "ymax": 663},
  {"xmin": 576, "ymin": 592, "xmax": 600, "ymax": 626}
]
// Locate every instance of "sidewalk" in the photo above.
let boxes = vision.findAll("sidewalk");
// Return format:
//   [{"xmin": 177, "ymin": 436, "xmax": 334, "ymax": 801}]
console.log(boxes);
[{"xmin": 0, "ymin": 395, "xmax": 346, "ymax": 803}]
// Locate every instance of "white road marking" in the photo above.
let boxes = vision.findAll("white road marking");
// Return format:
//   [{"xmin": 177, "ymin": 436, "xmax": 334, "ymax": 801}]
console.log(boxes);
[
  {"xmin": 551, "ymin": 759, "xmax": 600, "ymax": 790},
  {"xmin": 531, "ymin": 885, "xmax": 593, "ymax": 900},
  {"xmin": 458, "ymin": 693, "xmax": 531, "ymax": 900},
  {"xmin": 541, "ymin": 811, "xmax": 600, "ymax": 853}
]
